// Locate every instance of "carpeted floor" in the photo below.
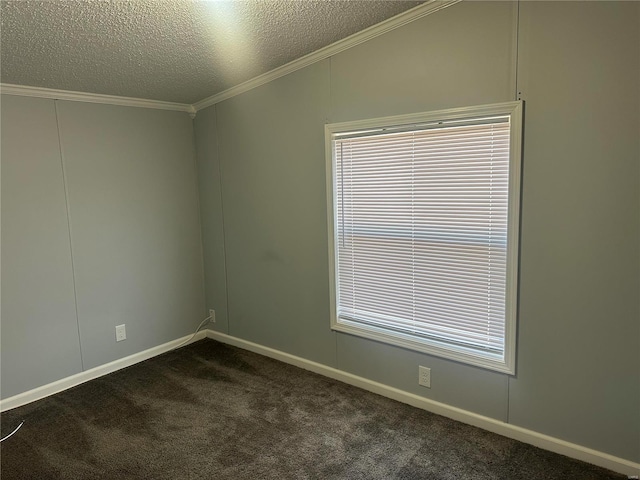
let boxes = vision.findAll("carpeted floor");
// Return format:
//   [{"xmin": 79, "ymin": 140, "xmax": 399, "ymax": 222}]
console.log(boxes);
[{"xmin": 0, "ymin": 339, "xmax": 626, "ymax": 479}]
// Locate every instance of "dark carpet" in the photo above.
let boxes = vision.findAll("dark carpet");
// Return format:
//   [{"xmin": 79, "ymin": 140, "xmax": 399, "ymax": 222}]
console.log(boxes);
[{"xmin": 0, "ymin": 339, "xmax": 625, "ymax": 479}]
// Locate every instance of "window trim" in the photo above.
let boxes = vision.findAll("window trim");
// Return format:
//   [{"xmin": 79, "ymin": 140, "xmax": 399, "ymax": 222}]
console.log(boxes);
[{"xmin": 325, "ymin": 101, "xmax": 523, "ymax": 374}]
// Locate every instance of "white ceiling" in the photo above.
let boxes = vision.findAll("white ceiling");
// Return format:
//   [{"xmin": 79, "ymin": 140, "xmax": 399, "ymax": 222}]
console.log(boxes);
[{"xmin": 0, "ymin": 0, "xmax": 423, "ymax": 105}]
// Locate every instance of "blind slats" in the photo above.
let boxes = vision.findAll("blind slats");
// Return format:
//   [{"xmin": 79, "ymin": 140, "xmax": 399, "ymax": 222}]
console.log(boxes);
[{"xmin": 334, "ymin": 119, "xmax": 510, "ymax": 356}]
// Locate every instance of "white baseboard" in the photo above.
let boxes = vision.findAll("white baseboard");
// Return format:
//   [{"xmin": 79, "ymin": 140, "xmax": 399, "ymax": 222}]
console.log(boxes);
[
  {"xmin": 0, "ymin": 331, "xmax": 208, "ymax": 412},
  {"xmin": 207, "ymin": 330, "xmax": 640, "ymax": 478}
]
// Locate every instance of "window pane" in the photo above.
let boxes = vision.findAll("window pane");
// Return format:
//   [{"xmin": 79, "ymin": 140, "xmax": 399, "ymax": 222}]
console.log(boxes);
[{"xmin": 327, "ymin": 103, "xmax": 522, "ymax": 373}]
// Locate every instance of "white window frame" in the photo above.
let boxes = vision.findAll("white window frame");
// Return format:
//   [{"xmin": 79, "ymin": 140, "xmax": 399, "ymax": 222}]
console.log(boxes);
[{"xmin": 325, "ymin": 101, "xmax": 523, "ymax": 374}]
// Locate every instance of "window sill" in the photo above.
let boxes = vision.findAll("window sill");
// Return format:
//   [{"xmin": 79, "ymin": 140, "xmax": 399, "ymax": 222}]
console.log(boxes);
[{"xmin": 332, "ymin": 319, "xmax": 515, "ymax": 375}]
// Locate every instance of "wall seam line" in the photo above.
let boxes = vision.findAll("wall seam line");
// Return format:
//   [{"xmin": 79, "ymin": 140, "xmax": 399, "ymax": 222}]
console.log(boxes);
[
  {"xmin": 214, "ymin": 105, "xmax": 231, "ymax": 335},
  {"xmin": 514, "ymin": 0, "xmax": 521, "ymax": 102},
  {"xmin": 190, "ymin": 113, "xmax": 208, "ymax": 321},
  {"xmin": 508, "ymin": 0, "xmax": 522, "ymax": 426},
  {"xmin": 53, "ymin": 99, "xmax": 85, "ymax": 371},
  {"xmin": 328, "ymin": 56, "xmax": 339, "ymax": 369}
]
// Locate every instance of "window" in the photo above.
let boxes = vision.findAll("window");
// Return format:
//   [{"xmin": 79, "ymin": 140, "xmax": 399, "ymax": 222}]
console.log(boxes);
[{"xmin": 325, "ymin": 102, "xmax": 522, "ymax": 374}]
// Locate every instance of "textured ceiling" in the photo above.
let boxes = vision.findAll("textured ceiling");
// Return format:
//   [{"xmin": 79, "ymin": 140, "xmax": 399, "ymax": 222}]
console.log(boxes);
[{"xmin": 1, "ymin": 0, "xmax": 422, "ymax": 104}]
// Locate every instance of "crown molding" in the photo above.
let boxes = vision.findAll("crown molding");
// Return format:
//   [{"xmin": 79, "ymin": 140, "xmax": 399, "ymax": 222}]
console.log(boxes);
[
  {"xmin": 0, "ymin": 83, "xmax": 194, "ymax": 114},
  {"xmin": 192, "ymin": 0, "xmax": 462, "ymax": 111}
]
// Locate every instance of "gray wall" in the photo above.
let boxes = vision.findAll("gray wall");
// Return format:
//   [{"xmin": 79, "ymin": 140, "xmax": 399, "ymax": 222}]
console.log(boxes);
[
  {"xmin": 1, "ymin": 97, "xmax": 205, "ymax": 397},
  {"xmin": 195, "ymin": 1, "xmax": 639, "ymax": 463},
  {"xmin": 215, "ymin": 61, "xmax": 334, "ymax": 366},
  {"xmin": 1, "ymin": 95, "xmax": 83, "ymax": 397},
  {"xmin": 509, "ymin": 1, "xmax": 640, "ymax": 462}
]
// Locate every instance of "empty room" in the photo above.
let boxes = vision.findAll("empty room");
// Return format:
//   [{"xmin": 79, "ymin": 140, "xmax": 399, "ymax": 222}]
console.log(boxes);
[{"xmin": 1, "ymin": 1, "xmax": 638, "ymax": 478}]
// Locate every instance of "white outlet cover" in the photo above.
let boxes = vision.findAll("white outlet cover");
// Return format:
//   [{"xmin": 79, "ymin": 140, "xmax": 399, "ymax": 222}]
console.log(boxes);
[
  {"xmin": 115, "ymin": 324, "xmax": 126, "ymax": 342},
  {"xmin": 418, "ymin": 365, "xmax": 431, "ymax": 388}
]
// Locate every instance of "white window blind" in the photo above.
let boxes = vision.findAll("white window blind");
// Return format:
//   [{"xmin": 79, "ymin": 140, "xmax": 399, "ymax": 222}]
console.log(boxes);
[{"xmin": 327, "ymin": 103, "xmax": 522, "ymax": 373}]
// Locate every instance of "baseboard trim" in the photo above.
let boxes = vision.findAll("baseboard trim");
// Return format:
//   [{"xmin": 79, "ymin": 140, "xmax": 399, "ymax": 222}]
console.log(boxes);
[
  {"xmin": 0, "ymin": 331, "xmax": 208, "ymax": 412},
  {"xmin": 206, "ymin": 330, "xmax": 640, "ymax": 477}
]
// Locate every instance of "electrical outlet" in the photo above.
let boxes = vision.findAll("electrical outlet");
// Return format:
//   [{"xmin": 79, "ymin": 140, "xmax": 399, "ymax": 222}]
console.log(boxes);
[
  {"xmin": 418, "ymin": 366, "xmax": 431, "ymax": 388},
  {"xmin": 209, "ymin": 309, "xmax": 216, "ymax": 323},
  {"xmin": 115, "ymin": 324, "xmax": 126, "ymax": 342}
]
